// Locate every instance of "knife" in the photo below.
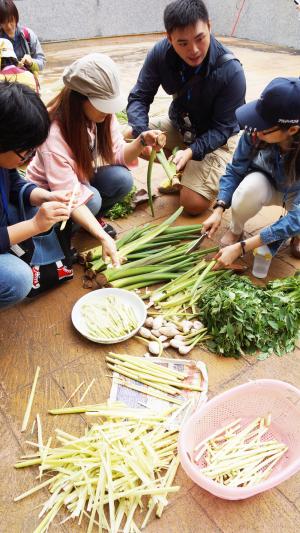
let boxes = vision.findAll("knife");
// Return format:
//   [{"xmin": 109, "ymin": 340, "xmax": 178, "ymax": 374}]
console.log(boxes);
[{"xmin": 185, "ymin": 232, "xmax": 208, "ymax": 254}]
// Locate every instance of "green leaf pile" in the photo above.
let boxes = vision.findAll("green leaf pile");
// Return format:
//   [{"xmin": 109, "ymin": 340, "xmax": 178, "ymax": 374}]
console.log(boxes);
[
  {"xmin": 197, "ymin": 274, "xmax": 300, "ymax": 359},
  {"xmin": 106, "ymin": 186, "xmax": 137, "ymax": 220}
]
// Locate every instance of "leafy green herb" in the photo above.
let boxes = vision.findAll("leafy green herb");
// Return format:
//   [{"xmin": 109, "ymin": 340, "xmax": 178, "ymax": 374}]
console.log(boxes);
[
  {"xmin": 115, "ymin": 110, "xmax": 128, "ymax": 124},
  {"xmin": 106, "ymin": 186, "xmax": 137, "ymax": 220},
  {"xmin": 197, "ymin": 274, "xmax": 300, "ymax": 359}
]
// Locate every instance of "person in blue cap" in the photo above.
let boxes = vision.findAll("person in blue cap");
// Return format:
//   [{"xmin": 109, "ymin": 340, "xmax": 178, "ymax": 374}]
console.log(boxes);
[{"xmin": 202, "ymin": 77, "xmax": 300, "ymax": 264}]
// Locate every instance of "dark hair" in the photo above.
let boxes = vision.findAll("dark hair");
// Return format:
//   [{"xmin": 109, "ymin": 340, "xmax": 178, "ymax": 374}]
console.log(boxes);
[
  {"xmin": 48, "ymin": 87, "xmax": 113, "ymax": 182},
  {"xmin": 164, "ymin": 0, "xmax": 209, "ymax": 33},
  {"xmin": 280, "ymin": 126, "xmax": 300, "ymax": 185},
  {"xmin": 252, "ymin": 125, "xmax": 300, "ymax": 185},
  {"xmin": 0, "ymin": 55, "xmax": 18, "ymax": 68},
  {"xmin": 0, "ymin": 81, "xmax": 50, "ymax": 153},
  {"xmin": 0, "ymin": 0, "xmax": 19, "ymax": 25}
]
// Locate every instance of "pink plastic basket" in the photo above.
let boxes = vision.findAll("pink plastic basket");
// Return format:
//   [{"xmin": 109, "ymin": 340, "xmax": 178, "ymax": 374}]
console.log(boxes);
[{"xmin": 178, "ymin": 379, "xmax": 300, "ymax": 500}]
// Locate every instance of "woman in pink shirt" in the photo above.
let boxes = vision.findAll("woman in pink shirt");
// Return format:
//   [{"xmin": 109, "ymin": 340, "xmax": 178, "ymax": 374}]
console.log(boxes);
[{"xmin": 27, "ymin": 53, "xmax": 165, "ymax": 266}]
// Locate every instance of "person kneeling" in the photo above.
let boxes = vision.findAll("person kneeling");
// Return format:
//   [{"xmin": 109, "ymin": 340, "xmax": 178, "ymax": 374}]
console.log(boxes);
[
  {"xmin": 126, "ymin": 0, "xmax": 246, "ymax": 214},
  {"xmin": 202, "ymin": 77, "xmax": 300, "ymax": 266},
  {"xmin": 0, "ymin": 81, "xmax": 74, "ymax": 309},
  {"xmin": 26, "ymin": 53, "xmax": 165, "ymax": 248}
]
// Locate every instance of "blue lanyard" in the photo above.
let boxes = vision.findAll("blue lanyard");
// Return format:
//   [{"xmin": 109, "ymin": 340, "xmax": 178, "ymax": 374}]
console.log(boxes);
[
  {"xmin": 180, "ymin": 64, "xmax": 202, "ymax": 101},
  {"xmin": 0, "ymin": 168, "xmax": 9, "ymax": 220}
]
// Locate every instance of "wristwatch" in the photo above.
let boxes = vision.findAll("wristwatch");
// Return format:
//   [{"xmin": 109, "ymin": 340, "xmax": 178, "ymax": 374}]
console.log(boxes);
[
  {"xmin": 213, "ymin": 200, "xmax": 227, "ymax": 211},
  {"xmin": 240, "ymin": 240, "xmax": 247, "ymax": 257}
]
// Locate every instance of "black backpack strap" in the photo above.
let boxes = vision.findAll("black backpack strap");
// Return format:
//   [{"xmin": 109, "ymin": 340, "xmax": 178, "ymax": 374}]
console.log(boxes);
[
  {"xmin": 173, "ymin": 53, "xmax": 240, "ymax": 101},
  {"xmin": 214, "ymin": 53, "xmax": 240, "ymax": 69}
]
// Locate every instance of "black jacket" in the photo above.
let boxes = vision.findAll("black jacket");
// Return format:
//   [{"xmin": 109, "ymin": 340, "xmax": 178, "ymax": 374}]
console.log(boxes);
[
  {"xmin": 127, "ymin": 35, "xmax": 246, "ymax": 160},
  {"xmin": 0, "ymin": 167, "xmax": 36, "ymax": 253}
]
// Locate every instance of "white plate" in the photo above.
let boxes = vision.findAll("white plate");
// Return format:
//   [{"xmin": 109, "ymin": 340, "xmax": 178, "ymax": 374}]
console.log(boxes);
[{"xmin": 71, "ymin": 288, "xmax": 147, "ymax": 344}]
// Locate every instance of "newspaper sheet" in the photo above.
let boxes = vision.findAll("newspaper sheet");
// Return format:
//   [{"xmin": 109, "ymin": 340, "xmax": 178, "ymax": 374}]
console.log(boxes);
[{"xmin": 109, "ymin": 357, "xmax": 208, "ymax": 430}]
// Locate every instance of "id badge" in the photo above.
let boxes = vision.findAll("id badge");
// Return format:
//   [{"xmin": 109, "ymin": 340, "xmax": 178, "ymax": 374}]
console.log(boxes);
[{"xmin": 10, "ymin": 244, "xmax": 25, "ymax": 257}]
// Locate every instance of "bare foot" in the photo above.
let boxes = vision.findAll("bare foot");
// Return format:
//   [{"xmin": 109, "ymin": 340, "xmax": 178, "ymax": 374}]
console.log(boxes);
[{"xmin": 220, "ymin": 229, "xmax": 243, "ymax": 247}]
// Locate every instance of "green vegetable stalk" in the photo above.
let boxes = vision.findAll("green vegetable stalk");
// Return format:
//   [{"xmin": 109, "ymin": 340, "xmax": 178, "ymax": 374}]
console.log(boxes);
[
  {"xmin": 147, "ymin": 148, "xmax": 157, "ymax": 216},
  {"xmin": 146, "ymin": 145, "xmax": 179, "ymax": 216}
]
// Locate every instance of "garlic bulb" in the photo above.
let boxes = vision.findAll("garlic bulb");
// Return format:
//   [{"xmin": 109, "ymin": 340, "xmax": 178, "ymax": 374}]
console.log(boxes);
[
  {"xmin": 148, "ymin": 341, "xmax": 160, "ymax": 356},
  {"xmin": 139, "ymin": 327, "xmax": 152, "ymax": 339}
]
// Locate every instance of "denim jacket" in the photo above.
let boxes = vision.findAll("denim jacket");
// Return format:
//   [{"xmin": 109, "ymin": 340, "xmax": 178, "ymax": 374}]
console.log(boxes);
[
  {"xmin": 127, "ymin": 35, "xmax": 246, "ymax": 161},
  {"xmin": 0, "ymin": 167, "xmax": 36, "ymax": 253},
  {"xmin": 218, "ymin": 132, "xmax": 300, "ymax": 254}
]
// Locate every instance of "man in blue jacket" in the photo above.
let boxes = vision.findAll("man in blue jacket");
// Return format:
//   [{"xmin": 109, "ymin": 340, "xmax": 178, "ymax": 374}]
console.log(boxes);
[{"xmin": 126, "ymin": 0, "xmax": 246, "ymax": 215}]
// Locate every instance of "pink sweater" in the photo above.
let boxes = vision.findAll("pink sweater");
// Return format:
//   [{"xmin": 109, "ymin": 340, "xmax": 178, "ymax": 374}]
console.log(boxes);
[{"xmin": 27, "ymin": 115, "xmax": 127, "ymax": 207}]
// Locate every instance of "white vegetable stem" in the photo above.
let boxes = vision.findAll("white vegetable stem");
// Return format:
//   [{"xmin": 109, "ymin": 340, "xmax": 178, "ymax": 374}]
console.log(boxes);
[
  {"xmin": 81, "ymin": 295, "xmax": 138, "ymax": 340},
  {"xmin": 193, "ymin": 415, "xmax": 287, "ymax": 487},
  {"xmin": 60, "ymin": 182, "xmax": 79, "ymax": 231},
  {"xmin": 14, "ymin": 403, "xmax": 180, "ymax": 532},
  {"xmin": 21, "ymin": 366, "xmax": 40, "ymax": 433},
  {"xmin": 106, "ymin": 352, "xmax": 203, "ymax": 393},
  {"xmin": 79, "ymin": 378, "xmax": 96, "ymax": 403}
]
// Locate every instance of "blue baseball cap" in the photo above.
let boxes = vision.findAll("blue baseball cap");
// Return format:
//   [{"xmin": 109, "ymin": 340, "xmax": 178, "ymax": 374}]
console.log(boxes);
[{"xmin": 236, "ymin": 77, "xmax": 300, "ymax": 131}]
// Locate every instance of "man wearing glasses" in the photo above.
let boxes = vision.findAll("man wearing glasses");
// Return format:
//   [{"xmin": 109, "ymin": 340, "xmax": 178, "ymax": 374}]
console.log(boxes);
[{"xmin": 0, "ymin": 81, "xmax": 73, "ymax": 308}]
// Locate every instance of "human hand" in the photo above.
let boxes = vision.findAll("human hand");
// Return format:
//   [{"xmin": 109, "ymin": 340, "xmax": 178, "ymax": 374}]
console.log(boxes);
[
  {"xmin": 123, "ymin": 125, "xmax": 133, "ymax": 139},
  {"xmin": 101, "ymin": 234, "xmax": 120, "ymax": 267},
  {"xmin": 47, "ymin": 189, "xmax": 80, "ymax": 209},
  {"xmin": 172, "ymin": 148, "xmax": 192, "ymax": 172},
  {"xmin": 33, "ymin": 201, "xmax": 69, "ymax": 233},
  {"xmin": 202, "ymin": 210, "xmax": 223, "ymax": 238},
  {"xmin": 213, "ymin": 243, "xmax": 241, "ymax": 269},
  {"xmin": 19, "ymin": 54, "xmax": 33, "ymax": 67},
  {"xmin": 140, "ymin": 130, "xmax": 166, "ymax": 152}
]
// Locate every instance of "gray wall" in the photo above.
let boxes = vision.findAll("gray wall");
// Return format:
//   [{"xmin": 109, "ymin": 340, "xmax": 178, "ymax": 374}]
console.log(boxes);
[
  {"xmin": 15, "ymin": 0, "xmax": 168, "ymax": 41},
  {"xmin": 15, "ymin": 0, "xmax": 300, "ymax": 50},
  {"xmin": 205, "ymin": 0, "xmax": 300, "ymax": 51}
]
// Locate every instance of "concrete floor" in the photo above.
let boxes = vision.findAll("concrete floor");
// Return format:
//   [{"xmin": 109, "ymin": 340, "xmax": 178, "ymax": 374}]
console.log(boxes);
[
  {"xmin": 40, "ymin": 33, "xmax": 300, "ymax": 110},
  {"xmin": 1, "ymin": 34, "xmax": 300, "ymax": 533}
]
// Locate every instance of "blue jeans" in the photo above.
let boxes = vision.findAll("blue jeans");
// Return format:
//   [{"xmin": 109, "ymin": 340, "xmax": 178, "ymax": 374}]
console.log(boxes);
[
  {"xmin": 86, "ymin": 165, "xmax": 133, "ymax": 216},
  {"xmin": 0, "ymin": 200, "xmax": 35, "ymax": 309},
  {"xmin": 0, "ymin": 253, "xmax": 33, "ymax": 309}
]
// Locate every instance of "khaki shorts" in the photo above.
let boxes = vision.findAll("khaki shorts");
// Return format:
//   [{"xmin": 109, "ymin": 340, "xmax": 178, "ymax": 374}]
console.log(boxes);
[{"xmin": 149, "ymin": 115, "xmax": 238, "ymax": 201}]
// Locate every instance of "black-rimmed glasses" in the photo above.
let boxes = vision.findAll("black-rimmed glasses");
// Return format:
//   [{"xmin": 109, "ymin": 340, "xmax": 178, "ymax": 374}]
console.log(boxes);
[
  {"xmin": 14, "ymin": 147, "xmax": 36, "ymax": 163},
  {"xmin": 261, "ymin": 127, "xmax": 281, "ymax": 136}
]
